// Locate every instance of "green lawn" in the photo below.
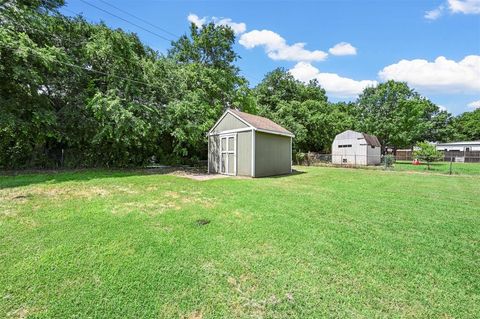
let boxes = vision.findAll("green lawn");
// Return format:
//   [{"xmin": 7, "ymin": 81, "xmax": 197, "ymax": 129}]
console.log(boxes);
[
  {"xmin": 394, "ymin": 160, "xmax": 480, "ymax": 175},
  {"xmin": 1, "ymin": 167, "xmax": 479, "ymax": 318}
]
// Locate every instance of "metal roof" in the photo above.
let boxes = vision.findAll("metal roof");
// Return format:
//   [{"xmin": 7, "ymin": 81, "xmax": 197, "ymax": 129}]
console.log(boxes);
[
  {"xmin": 228, "ymin": 109, "xmax": 294, "ymax": 137},
  {"xmin": 436, "ymin": 141, "xmax": 480, "ymax": 146},
  {"xmin": 362, "ymin": 133, "xmax": 382, "ymax": 147}
]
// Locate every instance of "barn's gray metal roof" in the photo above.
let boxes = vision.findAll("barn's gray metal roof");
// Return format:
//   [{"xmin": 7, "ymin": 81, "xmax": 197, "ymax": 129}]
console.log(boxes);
[{"xmin": 362, "ymin": 133, "xmax": 381, "ymax": 147}]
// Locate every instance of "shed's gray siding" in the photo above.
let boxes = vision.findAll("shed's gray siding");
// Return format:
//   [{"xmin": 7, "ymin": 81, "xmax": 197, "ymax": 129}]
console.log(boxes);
[
  {"xmin": 208, "ymin": 135, "xmax": 220, "ymax": 173},
  {"xmin": 237, "ymin": 131, "xmax": 252, "ymax": 176},
  {"xmin": 208, "ymin": 110, "xmax": 293, "ymax": 177},
  {"xmin": 211, "ymin": 113, "xmax": 248, "ymax": 133},
  {"xmin": 208, "ymin": 131, "xmax": 252, "ymax": 176},
  {"xmin": 254, "ymin": 132, "xmax": 291, "ymax": 177}
]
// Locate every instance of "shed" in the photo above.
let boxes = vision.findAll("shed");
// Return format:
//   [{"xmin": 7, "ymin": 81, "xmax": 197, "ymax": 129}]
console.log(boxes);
[
  {"xmin": 208, "ymin": 109, "xmax": 294, "ymax": 177},
  {"xmin": 331, "ymin": 130, "xmax": 381, "ymax": 165}
]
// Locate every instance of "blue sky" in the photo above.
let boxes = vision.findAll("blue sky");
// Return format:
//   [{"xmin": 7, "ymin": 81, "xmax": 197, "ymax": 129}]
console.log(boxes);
[{"xmin": 62, "ymin": 0, "xmax": 480, "ymax": 115}]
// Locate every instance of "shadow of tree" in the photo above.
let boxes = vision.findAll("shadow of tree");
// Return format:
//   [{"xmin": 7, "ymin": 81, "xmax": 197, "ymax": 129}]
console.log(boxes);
[{"xmin": 0, "ymin": 167, "xmax": 185, "ymax": 189}]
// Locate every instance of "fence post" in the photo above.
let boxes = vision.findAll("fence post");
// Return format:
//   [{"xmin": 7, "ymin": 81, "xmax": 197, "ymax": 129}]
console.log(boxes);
[
  {"xmin": 449, "ymin": 157, "xmax": 453, "ymax": 175},
  {"xmin": 354, "ymin": 154, "xmax": 356, "ymax": 167}
]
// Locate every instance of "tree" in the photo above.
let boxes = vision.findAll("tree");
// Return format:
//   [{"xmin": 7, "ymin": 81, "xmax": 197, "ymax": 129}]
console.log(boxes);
[
  {"xmin": 254, "ymin": 69, "xmax": 338, "ymax": 153},
  {"xmin": 0, "ymin": 1, "xmax": 173, "ymax": 167},
  {"xmin": 254, "ymin": 68, "xmax": 328, "ymax": 115},
  {"xmin": 413, "ymin": 142, "xmax": 443, "ymax": 170},
  {"xmin": 165, "ymin": 23, "xmax": 253, "ymax": 161},
  {"xmin": 356, "ymin": 80, "xmax": 451, "ymax": 151},
  {"xmin": 450, "ymin": 109, "xmax": 480, "ymax": 141}
]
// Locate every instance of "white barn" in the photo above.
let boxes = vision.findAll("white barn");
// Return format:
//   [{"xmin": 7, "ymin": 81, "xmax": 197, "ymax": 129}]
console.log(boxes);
[{"xmin": 332, "ymin": 130, "xmax": 381, "ymax": 166}]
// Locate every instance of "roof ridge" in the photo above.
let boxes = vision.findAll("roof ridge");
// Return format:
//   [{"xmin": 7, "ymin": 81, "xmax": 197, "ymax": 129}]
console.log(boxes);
[{"xmin": 228, "ymin": 109, "xmax": 293, "ymax": 137}]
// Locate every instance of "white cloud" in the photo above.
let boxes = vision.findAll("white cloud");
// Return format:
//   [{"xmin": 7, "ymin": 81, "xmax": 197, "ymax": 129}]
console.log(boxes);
[
  {"xmin": 468, "ymin": 100, "xmax": 480, "ymax": 109},
  {"xmin": 448, "ymin": 0, "xmax": 480, "ymax": 14},
  {"xmin": 438, "ymin": 105, "xmax": 448, "ymax": 111},
  {"xmin": 379, "ymin": 55, "xmax": 480, "ymax": 93},
  {"xmin": 425, "ymin": 6, "xmax": 445, "ymax": 20},
  {"xmin": 425, "ymin": 0, "xmax": 480, "ymax": 19},
  {"xmin": 328, "ymin": 42, "xmax": 357, "ymax": 56},
  {"xmin": 239, "ymin": 30, "xmax": 328, "ymax": 62},
  {"xmin": 187, "ymin": 13, "xmax": 246, "ymax": 35},
  {"xmin": 214, "ymin": 17, "xmax": 246, "ymax": 35},
  {"xmin": 187, "ymin": 14, "xmax": 207, "ymax": 28},
  {"xmin": 289, "ymin": 62, "xmax": 378, "ymax": 97}
]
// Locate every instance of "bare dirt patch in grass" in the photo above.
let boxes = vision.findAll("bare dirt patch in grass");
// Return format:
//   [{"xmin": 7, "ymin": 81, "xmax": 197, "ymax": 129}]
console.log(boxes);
[
  {"xmin": 7, "ymin": 306, "xmax": 44, "ymax": 319},
  {"xmin": 169, "ymin": 170, "xmax": 230, "ymax": 181}
]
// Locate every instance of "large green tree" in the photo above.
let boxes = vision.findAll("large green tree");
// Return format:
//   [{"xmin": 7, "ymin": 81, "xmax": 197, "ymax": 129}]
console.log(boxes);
[
  {"xmin": 450, "ymin": 109, "xmax": 480, "ymax": 141},
  {"xmin": 254, "ymin": 69, "xmax": 356, "ymax": 153},
  {"xmin": 0, "ymin": 1, "xmax": 177, "ymax": 167},
  {"xmin": 165, "ymin": 22, "xmax": 254, "ymax": 161},
  {"xmin": 356, "ymin": 80, "xmax": 452, "ymax": 151}
]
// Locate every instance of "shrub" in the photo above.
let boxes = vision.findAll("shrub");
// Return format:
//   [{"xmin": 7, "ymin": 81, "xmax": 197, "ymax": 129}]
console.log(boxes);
[{"xmin": 413, "ymin": 142, "xmax": 443, "ymax": 170}]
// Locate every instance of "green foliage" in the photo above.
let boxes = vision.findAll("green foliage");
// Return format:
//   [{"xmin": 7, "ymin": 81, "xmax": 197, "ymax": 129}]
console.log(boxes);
[
  {"xmin": 383, "ymin": 154, "xmax": 396, "ymax": 168},
  {"xmin": 0, "ymin": 3, "xmax": 251, "ymax": 167},
  {"xmin": 254, "ymin": 69, "xmax": 341, "ymax": 152},
  {"xmin": 449, "ymin": 109, "xmax": 480, "ymax": 141},
  {"xmin": 169, "ymin": 22, "xmax": 238, "ymax": 71},
  {"xmin": 0, "ymin": 2, "xmax": 475, "ymax": 168},
  {"xmin": 356, "ymin": 80, "xmax": 452, "ymax": 149},
  {"xmin": 413, "ymin": 141, "xmax": 443, "ymax": 169}
]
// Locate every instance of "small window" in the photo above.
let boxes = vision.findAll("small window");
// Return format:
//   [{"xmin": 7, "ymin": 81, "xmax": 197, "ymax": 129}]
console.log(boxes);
[
  {"xmin": 371, "ymin": 145, "xmax": 375, "ymax": 149},
  {"xmin": 466, "ymin": 147, "xmax": 470, "ymax": 152},
  {"xmin": 342, "ymin": 158, "xmax": 347, "ymax": 163},
  {"xmin": 338, "ymin": 145, "xmax": 343, "ymax": 148}
]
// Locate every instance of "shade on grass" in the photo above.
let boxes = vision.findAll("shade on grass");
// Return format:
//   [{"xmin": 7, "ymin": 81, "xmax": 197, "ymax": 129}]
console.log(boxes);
[{"xmin": 1, "ymin": 167, "xmax": 479, "ymax": 318}]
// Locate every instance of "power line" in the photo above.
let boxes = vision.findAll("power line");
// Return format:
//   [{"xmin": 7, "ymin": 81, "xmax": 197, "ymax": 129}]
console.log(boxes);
[
  {"xmin": 97, "ymin": 0, "xmax": 178, "ymax": 38},
  {"xmin": 78, "ymin": 0, "xmax": 174, "ymax": 43}
]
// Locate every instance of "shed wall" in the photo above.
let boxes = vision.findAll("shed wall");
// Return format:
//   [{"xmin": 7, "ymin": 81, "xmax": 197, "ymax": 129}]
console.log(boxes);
[
  {"xmin": 211, "ymin": 113, "xmax": 249, "ymax": 133},
  {"xmin": 237, "ymin": 131, "xmax": 252, "ymax": 176},
  {"xmin": 332, "ymin": 134, "xmax": 368, "ymax": 165},
  {"xmin": 366, "ymin": 145, "xmax": 381, "ymax": 165},
  {"xmin": 254, "ymin": 132, "xmax": 291, "ymax": 177}
]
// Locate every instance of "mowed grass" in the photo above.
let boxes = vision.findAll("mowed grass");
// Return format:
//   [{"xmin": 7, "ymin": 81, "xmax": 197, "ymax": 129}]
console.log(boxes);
[
  {"xmin": 394, "ymin": 160, "xmax": 480, "ymax": 175},
  {"xmin": 1, "ymin": 167, "xmax": 479, "ymax": 318}
]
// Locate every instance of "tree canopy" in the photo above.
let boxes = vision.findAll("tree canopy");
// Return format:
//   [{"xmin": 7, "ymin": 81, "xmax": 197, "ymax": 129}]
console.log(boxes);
[{"xmin": 0, "ymin": 1, "xmax": 477, "ymax": 168}]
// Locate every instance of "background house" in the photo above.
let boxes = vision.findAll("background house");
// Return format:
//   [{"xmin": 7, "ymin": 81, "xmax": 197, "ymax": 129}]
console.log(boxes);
[
  {"xmin": 208, "ymin": 109, "xmax": 294, "ymax": 177},
  {"xmin": 332, "ymin": 130, "xmax": 381, "ymax": 165},
  {"xmin": 436, "ymin": 141, "xmax": 480, "ymax": 163}
]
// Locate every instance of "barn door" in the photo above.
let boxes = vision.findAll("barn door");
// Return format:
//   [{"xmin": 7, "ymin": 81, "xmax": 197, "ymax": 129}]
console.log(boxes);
[{"xmin": 220, "ymin": 134, "xmax": 236, "ymax": 175}]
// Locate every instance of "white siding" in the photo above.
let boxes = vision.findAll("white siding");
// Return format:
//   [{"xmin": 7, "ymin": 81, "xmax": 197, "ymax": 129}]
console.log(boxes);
[{"xmin": 331, "ymin": 130, "xmax": 380, "ymax": 166}]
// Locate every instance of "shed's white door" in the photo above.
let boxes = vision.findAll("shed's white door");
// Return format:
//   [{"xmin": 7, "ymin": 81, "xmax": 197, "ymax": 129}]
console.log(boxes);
[{"xmin": 220, "ymin": 134, "xmax": 236, "ymax": 175}]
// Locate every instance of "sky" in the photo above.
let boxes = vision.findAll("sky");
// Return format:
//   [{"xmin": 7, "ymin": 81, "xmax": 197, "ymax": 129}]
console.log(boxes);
[{"xmin": 61, "ymin": 0, "xmax": 480, "ymax": 115}]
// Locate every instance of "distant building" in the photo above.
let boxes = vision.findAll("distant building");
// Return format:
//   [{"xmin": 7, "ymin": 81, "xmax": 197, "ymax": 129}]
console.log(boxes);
[
  {"xmin": 436, "ymin": 141, "xmax": 480, "ymax": 163},
  {"xmin": 331, "ymin": 130, "xmax": 381, "ymax": 166},
  {"xmin": 435, "ymin": 141, "xmax": 480, "ymax": 152}
]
